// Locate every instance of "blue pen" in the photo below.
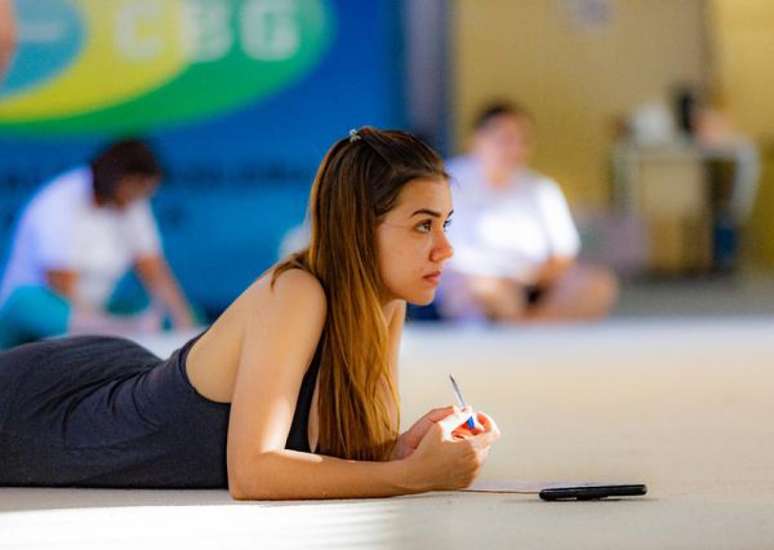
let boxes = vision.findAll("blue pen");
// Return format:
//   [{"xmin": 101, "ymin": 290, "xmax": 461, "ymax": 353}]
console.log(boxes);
[{"xmin": 449, "ymin": 374, "xmax": 476, "ymax": 430}]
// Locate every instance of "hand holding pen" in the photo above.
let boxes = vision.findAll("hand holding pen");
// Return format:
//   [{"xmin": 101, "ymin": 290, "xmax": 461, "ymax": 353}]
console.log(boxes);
[
  {"xmin": 449, "ymin": 373, "xmax": 481, "ymax": 433},
  {"xmin": 398, "ymin": 381, "xmax": 501, "ymax": 491}
]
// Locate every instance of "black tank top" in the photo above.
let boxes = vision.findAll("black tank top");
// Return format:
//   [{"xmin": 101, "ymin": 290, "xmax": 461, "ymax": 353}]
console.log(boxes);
[{"xmin": 0, "ymin": 332, "xmax": 321, "ymax": 488}]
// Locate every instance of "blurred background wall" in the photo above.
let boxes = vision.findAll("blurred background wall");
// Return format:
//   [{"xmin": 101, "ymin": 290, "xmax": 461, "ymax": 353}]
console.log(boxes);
[
  {"xmin": 711, "ymin": 0, "xmax": 774, "ymax": 266},
  {"xmin": 452, "ymin": 0, "xmax": 708, "ymax": 208},
  {"xmin": 2, "ymin": 0, "xmax": 774, "ymax": 320}
]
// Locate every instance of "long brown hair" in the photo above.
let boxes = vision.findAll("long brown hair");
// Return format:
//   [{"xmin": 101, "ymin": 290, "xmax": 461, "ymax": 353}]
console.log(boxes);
[{"xmin": 273, "ymin": 127, "xmax": 447, "ymax": 461}]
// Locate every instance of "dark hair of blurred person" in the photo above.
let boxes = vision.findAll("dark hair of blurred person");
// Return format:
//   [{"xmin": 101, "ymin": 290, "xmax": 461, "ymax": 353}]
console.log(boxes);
[
  {"xmin": 473, "ymin": 101, "xmax": 534, "ymax": 131},
  {"xmin": 91, "ymin": 139, "xmax": 163, "ymax": 208}
]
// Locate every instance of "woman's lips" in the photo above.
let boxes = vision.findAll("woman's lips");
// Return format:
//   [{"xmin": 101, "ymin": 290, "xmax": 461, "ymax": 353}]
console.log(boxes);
[{"xmin": 422, "ymin": 272, "xmax": 442, "ymax": 285}]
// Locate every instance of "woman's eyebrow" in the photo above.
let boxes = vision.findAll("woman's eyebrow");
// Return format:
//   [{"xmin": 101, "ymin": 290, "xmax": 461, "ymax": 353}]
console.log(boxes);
[{"xmin": 410, "ymin": 208, "xmax": 454, "ymax": 218}]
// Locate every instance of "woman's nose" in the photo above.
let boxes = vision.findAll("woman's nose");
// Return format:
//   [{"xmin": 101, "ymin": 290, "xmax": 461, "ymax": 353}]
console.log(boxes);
[{"xmin": 431, "ymin": 231, "xmax": 454, "ymax": 263}]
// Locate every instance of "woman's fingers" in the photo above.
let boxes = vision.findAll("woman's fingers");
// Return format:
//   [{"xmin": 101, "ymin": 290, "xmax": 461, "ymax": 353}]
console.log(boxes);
[
  {"xmin": 450, "ymin": 410, "xmax": 499, "ymax": 440},
  {"xmin": 403, "ymin": 405, "xmax": 457, "ymax": 448},
  {"xmin": 475, "ymin": 411, "xmax": 501, "ymax": 439},
  {"xmin": 452, "ymin": 425, "xmax": 482, "ymax": 439},
  {"xmin": 408, "ymin": 408, "xmax": 499, "ymax": 491},
  {"xmin": 458, "ymin": 412, "xmax": 500, "ymax": 454},
  {"xmin": 437, "ymin": 406, "xmax": 475, "ymax": 436},
  {"xmin": 423, "ymin": 406, "xmax": 456, "ymax": 423},
  {"xmin": 412, "ymin": 406, "xmax": 457, "ymax": 435}
]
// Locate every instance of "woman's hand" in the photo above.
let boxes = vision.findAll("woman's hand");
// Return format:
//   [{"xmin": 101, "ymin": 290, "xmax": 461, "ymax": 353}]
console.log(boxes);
[
  {"xmin": 391, "ymin": 406, "xmax": 487, "ymax": 461},
  {"xmin": 401, "ymin": 407, "xmax": 500, "ymax": 492},
  {"xmin": 391, "ymin": 406, "xmax": 457, "ymax": 461}
]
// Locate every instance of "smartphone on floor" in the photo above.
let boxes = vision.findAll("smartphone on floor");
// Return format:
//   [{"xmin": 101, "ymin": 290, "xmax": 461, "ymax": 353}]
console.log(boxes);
[{"xmin": 539, "ymin": 484, "xmax": 647, "ymax": 501}]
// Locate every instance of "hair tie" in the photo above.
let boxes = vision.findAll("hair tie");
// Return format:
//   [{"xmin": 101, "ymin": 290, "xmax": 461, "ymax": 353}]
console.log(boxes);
[{"xmin": 348, "ymin": 128, "xmax": 361, "ymax": 143}]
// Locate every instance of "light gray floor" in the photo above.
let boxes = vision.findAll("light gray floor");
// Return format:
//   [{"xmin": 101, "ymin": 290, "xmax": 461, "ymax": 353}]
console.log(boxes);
[
  {"xmin": 3, "ymin": 487, "xmax": 772, "ymax": 549},
  {"xmin": 3, "ymin": 319, "xmax": 774, "ymax": 548},
  {"xmin": 615, "ymin": 272, "xmax": 774, "ymax": 317}
]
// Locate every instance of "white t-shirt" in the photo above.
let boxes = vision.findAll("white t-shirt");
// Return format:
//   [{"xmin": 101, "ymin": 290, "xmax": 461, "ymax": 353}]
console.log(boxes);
[
  {"xmin": 0, "ymin": 167, "xmax": 161, "ymax": 308},
  {"xmin": 446, "ymin": 155, "xmax": 580, "ymax": 285}
]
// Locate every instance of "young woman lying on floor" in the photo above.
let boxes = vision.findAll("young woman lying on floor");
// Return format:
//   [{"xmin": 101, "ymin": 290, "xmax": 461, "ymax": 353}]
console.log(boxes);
[{"xmin": 0, "ymin": 127, "xmax": 500, "ymax": 499}]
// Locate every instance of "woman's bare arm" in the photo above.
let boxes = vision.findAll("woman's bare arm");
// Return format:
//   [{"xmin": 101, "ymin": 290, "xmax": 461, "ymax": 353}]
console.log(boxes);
[
  {"xmin": 226, "ymin": 271, "xmax": 416, "ymax": 500},
  {"xmin": 230, "ymin": 449, "xmax": 414, "ymax": 500}
]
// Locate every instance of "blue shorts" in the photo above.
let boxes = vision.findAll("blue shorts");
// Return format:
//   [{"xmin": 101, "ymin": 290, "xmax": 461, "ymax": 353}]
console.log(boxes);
[{"xmin": 0, "ymin": 286, "xmax": 71, "ymax": 349}]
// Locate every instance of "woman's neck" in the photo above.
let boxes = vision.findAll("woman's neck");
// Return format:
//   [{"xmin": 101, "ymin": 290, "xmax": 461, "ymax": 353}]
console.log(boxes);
[{"xmin": 381, "ymin": 298, "xmax": 402, "ymax": 320}]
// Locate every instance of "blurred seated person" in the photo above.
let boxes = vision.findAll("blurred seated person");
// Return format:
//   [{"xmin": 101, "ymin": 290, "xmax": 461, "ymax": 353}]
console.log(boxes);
[
  {"xmin": 439, "ymin": 102, "xmax": 617, "ymax": 323},
  {"xmin": 0, "ymin": 139, "xmax": 194, "ymax": 349}
]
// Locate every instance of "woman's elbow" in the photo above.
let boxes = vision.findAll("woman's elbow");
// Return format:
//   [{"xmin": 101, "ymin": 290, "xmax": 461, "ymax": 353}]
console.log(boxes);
[
  {"xmin": 229, "ymin": 484, "xmax": 273, "ymax": 501},
  {"xmin": 227, "ymin": 465, "xmax": 264, "ymax": 500},
  {"xmin": 228, "ymin": 484, "xmax": 248, "ymax": 501},
  {"xmin": 228, "ymin": 454, "xmax": 256, "ymax": 500},
  {"xmin": 227, "ymin": 454, "xmax": 285, "ymax": 500},
  {"xmin": 228, "ymin": 481, "xmax": 287, "ymax": 501},
  {"xmin": 228, "ymin": 474, "xmax": 272, "ymax": 501}
]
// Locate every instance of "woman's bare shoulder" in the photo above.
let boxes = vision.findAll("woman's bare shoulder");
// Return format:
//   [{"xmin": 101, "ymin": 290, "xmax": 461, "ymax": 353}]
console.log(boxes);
[
  {"xmin": 246, "ymin": 267, "xmax": 327, "ymax": 319},
  {"xmin": 186, "ymin": 267, "xmax": 326, "ymax": 403}
]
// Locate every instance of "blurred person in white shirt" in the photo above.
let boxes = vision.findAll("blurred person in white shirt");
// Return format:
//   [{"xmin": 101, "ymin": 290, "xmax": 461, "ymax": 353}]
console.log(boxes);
[
  {"xmin": 0, "ymin": 139, "xmax": 194, "ymax": 348},
  {"xmin": 439, "ymin": 102, "xmax": 617, "ymax": 323}
]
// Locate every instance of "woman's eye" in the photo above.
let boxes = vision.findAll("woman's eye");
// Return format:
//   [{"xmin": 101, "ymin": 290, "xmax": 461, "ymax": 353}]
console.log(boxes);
[
  {"xmin": 416, "ymin": 220, "xmax": 432, "ymax": 233},
  {"xmin": 415, "ymin": 219, "xmax": 452, "ymax": 233}
]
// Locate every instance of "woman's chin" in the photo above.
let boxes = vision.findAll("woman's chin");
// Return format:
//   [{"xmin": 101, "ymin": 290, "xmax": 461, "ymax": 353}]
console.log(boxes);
[{"xmin": 405, "ymin": 289, "xmax": 436, "ymax": 307}]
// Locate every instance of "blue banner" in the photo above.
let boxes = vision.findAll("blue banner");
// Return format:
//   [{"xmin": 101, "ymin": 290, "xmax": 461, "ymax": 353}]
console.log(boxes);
[{"xmin": 0, "ymin": 0, "xmax": 406, "ymax": 315}]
